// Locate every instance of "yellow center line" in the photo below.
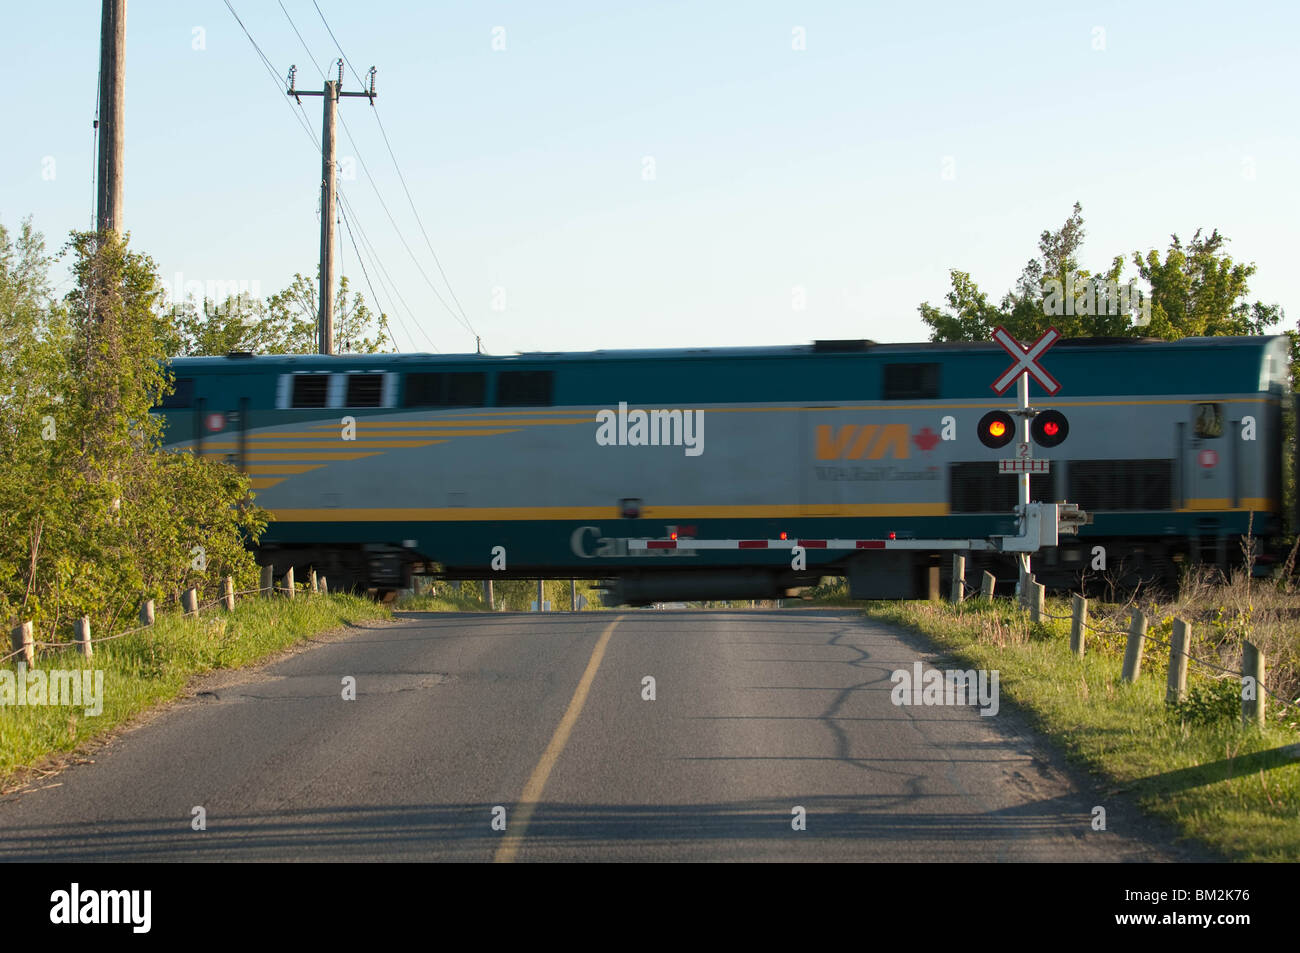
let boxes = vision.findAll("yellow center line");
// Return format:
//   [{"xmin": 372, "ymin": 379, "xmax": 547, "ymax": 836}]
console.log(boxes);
[{"xmin": 494, "ymin": 615, "xmax": 622, "ymax": 863}]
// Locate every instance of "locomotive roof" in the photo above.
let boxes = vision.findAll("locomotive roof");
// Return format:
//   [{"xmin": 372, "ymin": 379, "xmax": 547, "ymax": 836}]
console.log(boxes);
[{"xmin": 169, "ymin": 335, "xmax": 1285, "ymax": 366}]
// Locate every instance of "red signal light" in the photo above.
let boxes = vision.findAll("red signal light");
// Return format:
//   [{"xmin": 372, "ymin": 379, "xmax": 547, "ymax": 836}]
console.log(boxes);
[
  {"xmin": 978, "ymin": 410, "xmax": 1016, "ymax": 449},
  {"xmin": 779, "ymin": 531, "xmax": 788, "ymax": 540},
  {"xmin": 1031, "ymin": 410, "xmax": 1069, "ymax": 448},
  {"xmin": 889, "ymin": 532, "xmax": 896, "ymax": 540},
  {"xmin": 670, "ymin": 532, "xmax": 677, "ymax": 540}
]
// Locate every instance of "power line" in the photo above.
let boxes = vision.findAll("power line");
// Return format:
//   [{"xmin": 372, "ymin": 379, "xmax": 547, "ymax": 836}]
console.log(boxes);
[
  {"xmin": 338, "ymin": 191, "xmax": 440, "ymax": 352},
  {"xmin": 277, "ymin": 4, "xmax": 470, "ymax": 351},
  {"xmin": 338, "ymin": 199, "xmax": 399, "ymax": 353},
  {"xmin": 222, "ymin": 0, "xmax": 320, "ymax": 152},
  {"xmin": 312, "ymin": 1, "xmax": 477, "ymax": 339}
]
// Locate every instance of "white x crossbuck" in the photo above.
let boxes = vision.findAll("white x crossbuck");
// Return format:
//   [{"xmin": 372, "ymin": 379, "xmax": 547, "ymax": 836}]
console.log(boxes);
[{"xmin": 991, "ymin": 326, "xmax": 1061, "ymax": 395}]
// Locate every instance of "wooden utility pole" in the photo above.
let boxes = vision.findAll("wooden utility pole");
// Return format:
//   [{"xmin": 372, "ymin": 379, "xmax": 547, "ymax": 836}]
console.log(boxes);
[
  {"xmin": 96, "ymin": 0, "xmax": 127, "ymax": 236},
  {"xmin": 288, "ymin": 61, "xmax": 376, "ymax": 355}
]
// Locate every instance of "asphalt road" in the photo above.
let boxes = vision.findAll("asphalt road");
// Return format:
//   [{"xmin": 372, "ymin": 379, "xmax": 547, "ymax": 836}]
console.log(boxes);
[{"xmin": 0, "ymin": 609, "xmax": 1204, "ymax": 862}]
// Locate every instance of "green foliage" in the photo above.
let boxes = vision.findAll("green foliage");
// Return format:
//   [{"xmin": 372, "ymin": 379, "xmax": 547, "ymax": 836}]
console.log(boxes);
[
  {"xmin": 166, "ymin": 271, "xmax": 392, "ymax": 356},
  {"xmin": 0, "ymin": 220, "xmax": 269, "ymax": 646},
  {"xmin": 1168, "ymin": 678, "xmax": 1241, "ymax": 727},
  {"xmin": 918, "ymin": 203, "xmax": 1284, "ymax": 345}
]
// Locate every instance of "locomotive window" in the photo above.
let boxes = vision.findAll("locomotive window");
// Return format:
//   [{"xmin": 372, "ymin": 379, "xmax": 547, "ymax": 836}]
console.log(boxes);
[
  {"xmin": 1194, "ymin": 403, "xmax": 1222, "ymax": 438},
  {"xmin": 290, "ymin": 373, "xmax": 330, "ymax": 408},
  {"xmin": 404, "ymin": 372, "xmax": 487, "ymax": 408},
  {"xmin": 883, "ymin": 363, "xmax": 939, "ymax": 400},
  {"xmin": 345, "ymin": 373, "xmax": 384, "ymax": 407},
  {"xmin": 157, "ymin": 377, "xmax": 195, "ymax": 409},
  {"xmin": 949, "ymin": 462, "xmax": 1050, "ymax": 513},
  {"xmin": 1068, "ymin": 460, "xmax": 1172, "ymax": 511},
  {"xmin": 497, "ymin": 370, "xmax": 553, "ymax": 407}
]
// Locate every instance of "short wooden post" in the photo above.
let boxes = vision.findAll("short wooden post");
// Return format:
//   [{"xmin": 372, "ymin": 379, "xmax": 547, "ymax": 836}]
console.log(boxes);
[
  {"xmin": 75, "ymin": 615, "xmax": 93, "ymax": 659},
  {"xmin": 1021, "ymin": 572, "xmax": 1035, "ymax": 609},
  {"xmin": 1122, "ymin": 610, "xmax": 1146, "ymax": 682},
  {"xmin": 222, "ymin": 576, "xmax": 235, "ymax": 612},
  {"xmin": 571, "ymin": 578, "xmax": 577, "ymax": 612},
  {"xmin": 182, "ymin": 587, "xmax": 199, "ymax": 616},
  {"xmin": 1242, "ymin": 641, "xmax": 1265, "ymax": 728},
  {"xmin": 1166, "ymin": 618, "xmax": 1191, "ymax": 704},
  {"xmin": 486, "ymin": 578, "xmax": 494, "ymax": 611},
  {"xmin": 283, "ymin": 566, "xmax": 295, "ymax": 599},
  {"xmin": 319, "ymin": 575, "xmax": 328, "ymax": 595},
  {"xmin": 11, "ymin": 621, "xmax": 34, "ymax": 667},
  {"xmin": 1070, "ymin": 593, "xmax": 1086, "ymax": 658},
  {"xmin": 259, "ymin": 564, "xmax": 274, "ymax": 598},
  {"xmin": 1030, "ymin": 581, "xmax": 1045, "ymax": 622},
  {"xmin": 140, "ymin": 599, "xmax": 155, "ymax": 626},
  {"xmin": 950, "ymin": 555, "xmax": 965, "ymax": 604},
  {"xmin": 980, "ymin": 571, "xmax": 995, "ymax": 600},
  {"xmin": 309, "ymin": 569, "xmax": 319, "ymax": 594}
]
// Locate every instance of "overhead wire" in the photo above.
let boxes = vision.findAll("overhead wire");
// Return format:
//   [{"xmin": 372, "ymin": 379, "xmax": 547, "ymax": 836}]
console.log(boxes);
[
  {"xmin": 279, "ymin": 2, "xmax": 474, "ymax": 350},
  {"xmin": 338, "ymin": 200, "xmax": 400, "ymax": 353},
  {"xmin": 312, "ymin": 0, "xmax": 477, "ymax": 340}
]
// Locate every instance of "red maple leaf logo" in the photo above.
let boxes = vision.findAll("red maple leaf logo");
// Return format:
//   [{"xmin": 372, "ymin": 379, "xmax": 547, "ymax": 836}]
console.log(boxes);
[{"xmin": 912, "ymin": 427, "xmax": 940, "ymax": 452}]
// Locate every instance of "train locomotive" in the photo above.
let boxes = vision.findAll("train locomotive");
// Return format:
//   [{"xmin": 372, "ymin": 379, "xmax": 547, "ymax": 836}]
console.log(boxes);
[{"xmin": 153, "ymin": 334, "xmax": 1291, "ymax": 603}]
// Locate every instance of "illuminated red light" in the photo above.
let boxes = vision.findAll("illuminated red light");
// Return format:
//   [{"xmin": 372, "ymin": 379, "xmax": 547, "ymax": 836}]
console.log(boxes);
[
  {"xmin": 779, "ymin": 532, "xmax": 788, "ymax": 540},
  {"xmin": 670, "ymin": 532, "xmax": 677, "ymax": 540},
  {"xmin": 989, "ymin": 421, "xmax": 1006, "ymax": 438},
  {"xmin": 889, "ymin": 532, "xmax": 896, "ymax": 540},
  {"xmin": 1043, "ymin": 421, "xmax": 1059, "ymax": 436}
]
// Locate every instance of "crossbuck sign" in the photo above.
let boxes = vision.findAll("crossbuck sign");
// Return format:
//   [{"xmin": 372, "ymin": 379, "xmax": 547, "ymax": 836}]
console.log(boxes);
[{"xmin": 991, "ymin": 326, "xmax": 1061, "ymax": 395}]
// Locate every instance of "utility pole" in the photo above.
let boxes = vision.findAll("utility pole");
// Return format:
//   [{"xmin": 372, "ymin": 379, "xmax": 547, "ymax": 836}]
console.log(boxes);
[
  {"xmin": 96, "ymin": 0, "xmax": 126, "ymax": 236},
  {"xmin": 288, "ymin": 60, "xmax": 376, "ymax": 355}
]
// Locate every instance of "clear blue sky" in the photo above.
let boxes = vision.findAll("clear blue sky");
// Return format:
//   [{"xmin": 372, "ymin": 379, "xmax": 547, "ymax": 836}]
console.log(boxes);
[{"xmin": 2, "ymin": 1, "xmax": 1295, "ymax": 355}]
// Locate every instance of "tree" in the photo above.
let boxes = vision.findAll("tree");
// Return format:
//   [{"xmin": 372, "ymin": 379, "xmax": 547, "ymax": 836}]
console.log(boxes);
[
  {"xmin": 167, "ymin": 271, "xmax": 393, "ymax": 356},
  {"xmin": 0, "ymin": 220, "xmax": 267, "ymax": 641},
  {"xmin": 918, "ymin": 203, "xmax": 1282, "ymax": 345}
]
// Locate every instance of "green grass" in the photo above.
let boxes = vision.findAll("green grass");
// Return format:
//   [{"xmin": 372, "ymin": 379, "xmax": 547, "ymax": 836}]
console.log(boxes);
[
  {"xmin": 0, "ymin": 593, "xmax": 391, "ymax": 783},
  {"xmin": 864, "ymin": 597, "xmax": 1300, "ymax": 862}
]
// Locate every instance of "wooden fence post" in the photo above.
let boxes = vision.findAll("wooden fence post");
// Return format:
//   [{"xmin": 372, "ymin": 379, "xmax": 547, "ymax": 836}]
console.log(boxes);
[
  {"xmin": 140, "ymin": 599, "xmax": 155, "ymax": 626},
  {"xmin": 486, "ymin": 579, "xmax": 494, "ymax": 611},
  {"xmin": 75, "ymin": 616, "xmax": 93, "ymax": 659},
  {"xmin": 1122, "ymin": 610, "xmax": 1146, "ymax": 682},
  {"xmin": 222, "ymin": 576, "xmax": 235, "ymax": 612},
  {"xmin": 283, "ymin": 567, "xmax": 295, "ymax": 599},
  {"xmin": 319, "ymin": 575, "xmax": 328, "ymax": 595},
  {"xmin": 260, "ymin": 565, "xmax": 274, "ymax": 598},
  {"xmin": 309, "ymin": 569, "xmax": 319, "ymax": 594},
  {"xmin": 182, "ymin": 587, "xmax": 199, "ymax": 617},
  {"xmin": 11, "ymin": 621, "xmax": 34, "ymax": 667},
  {"xmin": 1242, "ymin": 641, "xmax": 1265, "ymax": 728},
  {"xmin": 951, "ymin": 555, "xmax": 965, "ymax": 604},
  {"xmin": 1166, "ymin": 618, "xmax": 1191, "ymax": 704},
  {"xmin": 980, "ymin": 571, "xmax": 995, "ymax": 600},
  {"xmin": 1031, "ymin": 580, "xmax": 1045, "ymax": 623},
  {"xmin": 1070, "ymin": 593, "xmax": 1086, "ymax": 658}
]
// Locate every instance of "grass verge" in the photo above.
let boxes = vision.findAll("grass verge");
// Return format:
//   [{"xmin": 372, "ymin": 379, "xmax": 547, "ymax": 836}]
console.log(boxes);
[
  {"xmin": 0, "ymin": 593, "xmax": 391, "ymax": 784},
  {"xmin": 864, "ymin": 597, "xmax": 1300, "ymax": 862}
]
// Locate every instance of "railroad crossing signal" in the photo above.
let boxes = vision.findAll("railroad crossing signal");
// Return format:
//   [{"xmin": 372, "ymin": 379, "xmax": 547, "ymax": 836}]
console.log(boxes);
[
  {"xmin": 1030, "ymin": 409, "xmax": 1069, "ymax": 447},
  {"xmin": 978, "ymin": 410, "xmax": 1016, "ymax": 448},
  {"xmin": 991, "ymin": 326, "xmax": 1061, "ymax": 395}
]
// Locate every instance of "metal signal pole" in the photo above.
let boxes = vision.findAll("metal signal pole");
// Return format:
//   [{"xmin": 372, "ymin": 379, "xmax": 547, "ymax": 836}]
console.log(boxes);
[
  {"xmin": 96, "ymin": 0, "xmax": 126, "ymax": 237},
  {"xmin": 288, "ymin": 60, "xmax": 376, "ymax": 355}
]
